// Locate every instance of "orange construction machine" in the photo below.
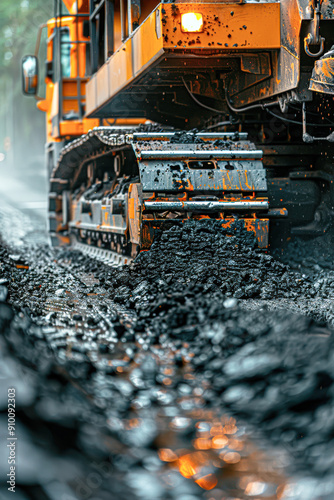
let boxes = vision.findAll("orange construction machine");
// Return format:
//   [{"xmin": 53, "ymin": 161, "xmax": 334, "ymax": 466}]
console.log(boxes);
[{"xmin": 22, "ymin": 0, "xmax": 334, "ymax": 263}]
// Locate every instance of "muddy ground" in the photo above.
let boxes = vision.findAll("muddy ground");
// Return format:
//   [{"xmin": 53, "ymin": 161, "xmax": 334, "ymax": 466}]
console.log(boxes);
[{"xmin": 1, "ymin": 203, "xmax": 334, "ymax": 500}]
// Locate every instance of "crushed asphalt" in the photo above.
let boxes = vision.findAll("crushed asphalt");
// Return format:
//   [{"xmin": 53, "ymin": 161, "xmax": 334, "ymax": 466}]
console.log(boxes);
[{"xmin": 1, "ymin": 207, "xmax": 334, "ymax": 500}]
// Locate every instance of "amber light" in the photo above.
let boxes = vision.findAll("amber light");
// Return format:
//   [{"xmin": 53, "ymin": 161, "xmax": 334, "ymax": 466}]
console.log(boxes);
[{"xmin": 181, "ymin": 13, "xmax": 204, "ymax": 33}]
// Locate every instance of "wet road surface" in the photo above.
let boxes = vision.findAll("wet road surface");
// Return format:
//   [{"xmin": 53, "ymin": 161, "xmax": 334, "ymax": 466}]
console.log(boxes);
[{"xmin": 0, "ymin": 181, "xmax": 334, "ymax": 499}]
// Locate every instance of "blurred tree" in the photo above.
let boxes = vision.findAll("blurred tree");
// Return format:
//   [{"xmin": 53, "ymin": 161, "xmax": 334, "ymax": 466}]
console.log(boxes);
[{"xmin": 0, "ymin": 0, "xmax": 53, "ymax": 170}]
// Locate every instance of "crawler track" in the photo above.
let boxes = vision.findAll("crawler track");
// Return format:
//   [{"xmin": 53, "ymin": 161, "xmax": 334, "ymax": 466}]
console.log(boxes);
[
  {"xmin": 1, "ymin": 198, "xmax": 334, "ymax": 500},
  {"xmin": 49, "ymin": 127, "xmax": 285, "ymax": 254}
]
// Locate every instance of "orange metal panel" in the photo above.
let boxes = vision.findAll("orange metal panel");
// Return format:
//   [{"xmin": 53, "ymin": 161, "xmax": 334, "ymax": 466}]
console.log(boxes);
[
  {"xmin": 50, "ymin": 82, "xmax": 60, "ymax": 122},
  {"xmin": 62, "ymin": 0, "xmax": 77, "ymax": 14},
  {"xmin": 162, "ymin": 3, "xmax": 281, "ymax": 50},
  {"xmin": 97, "ymin": 64, "xmax": 110, "ymax": 108},
  {"xmin": 43, "ymin": 15, "xmax": 92, "ymax": 140},
  {"xmin": 87, "ymin": 6, "xmax": 164, "ymax": 114},
  {"xmin": 59, "ymin": 118, "xmax": 99, "ymax": 137},
  {"xmin": 86, "ymin": 3, "xmax": 280, "ymax": 118},
  {"xmin": 133, "ymin": 6, "xmax": 164, "ymax": 76},
  {"xmin": 77, "ymin": 0, "xmax": 89, "ymax": 14},
  {"xmin": 62, "ymin": 80, "xmax": 86, "ymax": 97},
  {"xmin": 86, "ymin": 75, "xmax": 97, "ymax": 116},
  {"xmin": 108, "ymin": 42, "xmax": 133, "ymax": 99},
  {"xmin": 46, "ymin": 16, "xmax": 89, "ymax": 80}
]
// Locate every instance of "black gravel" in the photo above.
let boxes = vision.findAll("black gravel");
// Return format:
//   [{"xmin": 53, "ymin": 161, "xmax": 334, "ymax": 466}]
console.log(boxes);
[
  {"xmin": 1, "ymin": 217, "xmax": 334, "ymax": 499},
  {"xmin": 273, "ymin": 232, "xmax": 334, "ymax": 274}
]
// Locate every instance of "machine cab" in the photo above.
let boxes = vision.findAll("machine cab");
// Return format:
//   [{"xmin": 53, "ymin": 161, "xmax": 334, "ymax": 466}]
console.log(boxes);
[{"xmin": 22, "ymin": 1, "xmax": 99, "ymax": 143}]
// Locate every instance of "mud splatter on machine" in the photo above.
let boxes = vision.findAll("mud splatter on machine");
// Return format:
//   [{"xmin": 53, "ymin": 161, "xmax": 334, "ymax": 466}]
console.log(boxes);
[{"xmin": 22, "ymin": 0, "xmax": 334, "ymax": 263}]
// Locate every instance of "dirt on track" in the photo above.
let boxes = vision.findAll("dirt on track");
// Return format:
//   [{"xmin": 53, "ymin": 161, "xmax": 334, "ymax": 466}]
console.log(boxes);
[{"xmin": 1, "ymin": 216, "xmax": 334, "ymax": 499}]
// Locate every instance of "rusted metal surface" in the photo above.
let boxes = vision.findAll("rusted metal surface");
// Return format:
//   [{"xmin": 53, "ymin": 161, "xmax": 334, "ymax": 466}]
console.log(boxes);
[
  {"xmin": 138, "ymin": 162, "xmax": 266, "ymax": 192},
  {"xmin": 86, "ymin": 2, "xmax": 282, "ymax": 118},
  {"xmin": 144, "ymin": 200, "xmax": 269, "ymax": 211},
  {"xmin": 84, "ymin": 0, "xmax": 333, "ymax": 123},
  {"xmin": 139, "ymin": 150, "xmax": 263, "ymax": 160},
  {"xmin": 128, "ymin": 183, "xmax": 142, "ymax": 246},
  {"xmin": 309, "ymin": 48, "xmax": 334, "ymax": 94},
  {"xmin": 162, "ymin": 2, "xmax": 281, "ymax": 50},
  {"xmin": 133, "ymin": 137, "xmax": 266, "ymax": 194},
  {"xmin": 51, "ymin": 127, "xmax": 295, "ymax": 252}
]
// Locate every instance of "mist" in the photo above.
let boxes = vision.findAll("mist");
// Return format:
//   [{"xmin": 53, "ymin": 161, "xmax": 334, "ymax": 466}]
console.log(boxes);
[{"xmin": 0, "ymin": 0, "xmax": 54, "ymax": 221}]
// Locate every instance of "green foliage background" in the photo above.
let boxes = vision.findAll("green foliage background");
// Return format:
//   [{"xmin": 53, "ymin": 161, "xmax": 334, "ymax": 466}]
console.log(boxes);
[{"xmin": 0, "ymin": 0, "xmax": 53, "ymax": 169}]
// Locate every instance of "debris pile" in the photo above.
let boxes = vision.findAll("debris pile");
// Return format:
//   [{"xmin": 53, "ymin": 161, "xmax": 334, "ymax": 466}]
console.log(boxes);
[{"xmin": 1, "ymin": 219, "xmax": 334, "ymax": 499}]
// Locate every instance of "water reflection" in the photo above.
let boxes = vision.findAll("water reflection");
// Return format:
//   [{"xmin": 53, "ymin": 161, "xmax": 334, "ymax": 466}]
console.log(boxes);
[
  {"xmin": 158, "ymin": 411, "xmax": 288, "ymax": 499},
  {"xmin": 27, "ymin": 253, "xmax": 292, "ymax": 500}
]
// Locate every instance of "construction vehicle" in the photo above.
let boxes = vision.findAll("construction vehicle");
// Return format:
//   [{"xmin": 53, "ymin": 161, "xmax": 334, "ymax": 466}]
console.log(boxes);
[{"xmin": 22, "ymin": 0, "xmax": 334, "ymax": 264}]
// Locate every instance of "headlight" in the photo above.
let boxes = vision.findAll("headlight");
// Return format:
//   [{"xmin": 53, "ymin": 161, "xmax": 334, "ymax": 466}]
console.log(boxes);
[{"xmin": 181, "ymin": 13, "xmax": 204, "ymax": 33}]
